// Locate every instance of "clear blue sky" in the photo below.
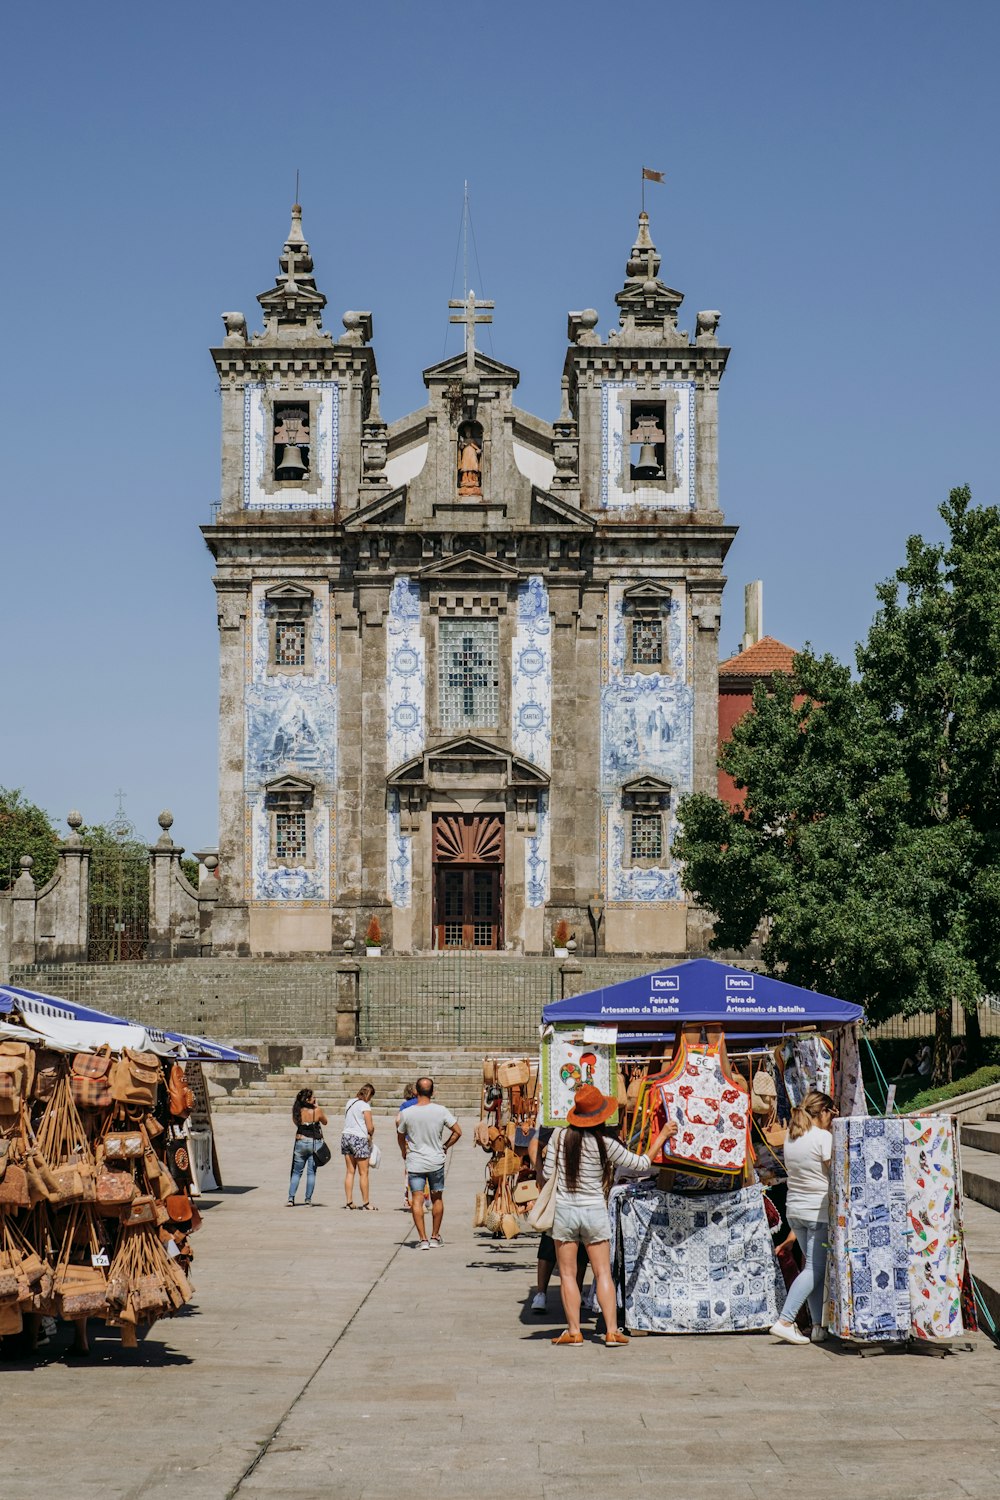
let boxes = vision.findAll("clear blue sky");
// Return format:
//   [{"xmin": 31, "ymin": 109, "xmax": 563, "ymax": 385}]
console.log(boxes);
[{"xmin": 2, "ymin": 1, "xmax": 997, "ymax": 846}]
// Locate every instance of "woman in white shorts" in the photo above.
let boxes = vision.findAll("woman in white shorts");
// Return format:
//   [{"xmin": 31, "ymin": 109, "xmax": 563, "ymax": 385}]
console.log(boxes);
[{"xmin": 543, "ymin": 1084, "xmax": 676, "ymax": 1346}]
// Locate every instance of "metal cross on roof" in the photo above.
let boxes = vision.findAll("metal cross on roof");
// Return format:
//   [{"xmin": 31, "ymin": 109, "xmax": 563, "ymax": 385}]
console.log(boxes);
[{"xmin": 448, "ymin": 289, "xmax": 494, "ymax": 374}]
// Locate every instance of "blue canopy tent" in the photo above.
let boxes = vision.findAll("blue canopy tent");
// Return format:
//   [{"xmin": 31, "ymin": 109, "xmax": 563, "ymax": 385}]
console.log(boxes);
[
  {"xmin": 541, "ymin": 958, "xmax": 863, "ymax": 1036},
  {"xmin": 0, "ymin": 984, "xmax": 259, "ymax": 1064}
]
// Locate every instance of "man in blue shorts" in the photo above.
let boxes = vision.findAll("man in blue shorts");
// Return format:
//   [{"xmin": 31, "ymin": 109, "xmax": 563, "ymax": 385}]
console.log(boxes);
[{"xmin": 396, "ymin": 1076, "xmax": 462, "ymax": 1248}]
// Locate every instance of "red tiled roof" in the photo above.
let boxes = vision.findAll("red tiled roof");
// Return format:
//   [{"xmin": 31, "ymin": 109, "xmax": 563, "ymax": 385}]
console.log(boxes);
[{"xmin": 718, "ymin": 635, "xmax": 797, "ymax": 678}]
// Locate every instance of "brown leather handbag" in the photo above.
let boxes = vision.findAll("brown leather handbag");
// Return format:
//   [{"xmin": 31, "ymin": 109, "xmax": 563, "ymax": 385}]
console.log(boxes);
[
  {"xmin": 497, "ymin": 1059, "xmax": 530, "ymax": 1087},
  {"xmin": 111, "ymin": 1049, "xmax": 161, "ymax": 1110},
  {"xmin": 96, "ymin": 1167, "xmax": 137, "ymax": 1212},
  {"xmin": 70, "ymin": 1045, "xmax": 114, "ymax": 1110}
]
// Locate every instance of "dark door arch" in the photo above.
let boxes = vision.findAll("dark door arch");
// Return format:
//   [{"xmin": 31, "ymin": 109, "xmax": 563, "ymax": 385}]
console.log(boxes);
[{"xmin": 432, "ymin": 813, "xmax": 503, "ymax": 950}]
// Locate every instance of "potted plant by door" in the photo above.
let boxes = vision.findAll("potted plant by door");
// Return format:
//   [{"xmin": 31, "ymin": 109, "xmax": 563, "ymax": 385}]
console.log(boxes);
[
  {"xmin": 552, "ymin": 919, "xmax": 570, "ymax": 959},
  {"xmin": 365, "ymin": 916, "xmax": 382, "ymax": 957}
]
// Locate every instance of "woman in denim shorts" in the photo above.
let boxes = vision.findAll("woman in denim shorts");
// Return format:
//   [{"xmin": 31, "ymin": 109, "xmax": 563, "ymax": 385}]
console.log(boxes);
[
  {"xmin": 341, "ymin": 1083, "xmax": 377, "ymax": 1209},
  {"xmin": 543, "ymin": 1085, "xmax": 676, "ymax": 1346}
]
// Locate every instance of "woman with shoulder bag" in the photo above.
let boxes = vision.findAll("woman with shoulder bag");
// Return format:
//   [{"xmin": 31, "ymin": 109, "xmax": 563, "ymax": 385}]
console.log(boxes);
[
  {"xmin": 341, "ymin": 1084, "xmax": 378, "ymax": 1210},
  {"xmin": 543, "ymin": 1085, "xmax": 677, "ymax": 1346},
  {"xmin": 769, "ymin": 1089, "xmax": 836, "ymax": 1345},
  {"xmin": 287, "ymin": 1088, "xmax": 328, "ymax": 1207}
]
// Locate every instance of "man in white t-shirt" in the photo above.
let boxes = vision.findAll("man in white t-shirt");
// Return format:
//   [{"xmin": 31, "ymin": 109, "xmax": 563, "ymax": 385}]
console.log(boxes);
[{"xmin": 396, "ymin": 1076, "xmax": 461, "ymax": 1249}]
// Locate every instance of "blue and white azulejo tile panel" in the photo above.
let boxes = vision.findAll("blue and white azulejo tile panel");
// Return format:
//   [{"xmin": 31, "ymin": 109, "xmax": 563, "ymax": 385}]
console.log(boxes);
[
  {"xmin": 600, "ymin": 380, "xmax": 695, "ymax": 511},
  {"xmin": 386, "ymin": 578, "xmax": 425, "ymax": 771},
  {"xmin": 386, "ymin": 792, "xmax": 412, "ymax": 910},
  {"xmin": 601, "ymin": 583, "xmax": 692, "ymax": 904},
  {"xmin": 385, "ymin": 579, "xmax": 425, "ymax": 910},
  {"xmin": 242, "ymin": 381, "xmax": 340, "ymax": 511},
  {"xmin": 244, "ymin": 584, "xmax": 337, "ymax": 903},
  {"xmin": 251, "ymin": 585, "xmax": 329, "ymax": 684},
  {"xmin": 248, "ymin": 792, "xmax": 330, "ymax": 903},
  {"xmin": 512, "ymin": 578, "xmax": 551, "ymax": 908},
  {"xmin": 525, "ymin": 792, "xmax": 550, "ymax": 909}
]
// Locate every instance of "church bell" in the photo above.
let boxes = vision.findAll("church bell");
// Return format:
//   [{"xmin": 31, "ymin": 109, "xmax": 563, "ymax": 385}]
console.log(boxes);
[
  {"xmin": 633, "ymin": 443, "xmax": 664, "ymax": 480},
  {"xmin": 276, "ymin": 444, "xmax": 307, "ymax": 479}
]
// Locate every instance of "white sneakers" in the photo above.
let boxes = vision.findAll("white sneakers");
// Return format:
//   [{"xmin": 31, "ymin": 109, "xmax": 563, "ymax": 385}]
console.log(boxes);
[
  {"xmin": 810, "ymin": 1326, "xmax": 829, "ymax": 1343},
  {"xmin": 769, "ymin": 1319, "xmax": 811, "ymax": 1345},
  {"xmin": 530, "ymin": 1291, "xmax": 547, "ymax": 1313},
  {"xmin": 418, "ymin": 1239, "xmax": 431, "ymax": 1250}
]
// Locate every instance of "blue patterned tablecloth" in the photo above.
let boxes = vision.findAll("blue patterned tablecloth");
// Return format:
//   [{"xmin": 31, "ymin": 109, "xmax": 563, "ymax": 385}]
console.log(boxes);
[{"xmin": 611, "ymin": 1183, "xmax": 784, "ymax": 1334}]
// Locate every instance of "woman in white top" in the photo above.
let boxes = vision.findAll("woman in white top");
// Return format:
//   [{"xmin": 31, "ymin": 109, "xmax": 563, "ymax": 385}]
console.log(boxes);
[
  {"xmin": 341, "ymin": 1084, "xmax": 377, "ymax": 1209},
  {"xmin": 770, "ymin": 1089, "xmax": 836, "ymax": 1346},
  {"xmin": 543, "ymin": 1084, "xmax": 677, "ymax": 1346}
]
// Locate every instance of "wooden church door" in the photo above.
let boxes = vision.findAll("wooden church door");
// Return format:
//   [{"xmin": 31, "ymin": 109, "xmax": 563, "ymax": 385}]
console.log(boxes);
[{"xmin": 432, "ymin": 813, "xmax": 504, "ymax": 950}]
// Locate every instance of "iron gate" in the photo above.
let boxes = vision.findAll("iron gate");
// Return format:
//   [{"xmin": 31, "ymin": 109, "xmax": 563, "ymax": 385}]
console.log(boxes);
[
  {"xmin": 86, "ymin": 835, "xmax": 150, "ymax": 963},
  {"xmin": 359, "ymin": 953, "xmax": 555, "ymax": 1049}
]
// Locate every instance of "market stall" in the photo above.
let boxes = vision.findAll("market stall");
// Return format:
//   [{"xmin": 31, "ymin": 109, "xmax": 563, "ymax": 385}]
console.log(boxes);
[
  {"xmin": 472, "ymin": 1057, "xmax": 540, "ymax": 1237},
  {"xmin": 0, "ymin": 984, "xmax": 256, "ymax": 1354},
  {"xmin": 538, "ymin": 959, "xmax": 976, "ymax": 1345}
]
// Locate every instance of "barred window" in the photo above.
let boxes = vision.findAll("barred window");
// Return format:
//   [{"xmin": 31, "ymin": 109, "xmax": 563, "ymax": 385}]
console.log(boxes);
[
  {"xmin": 275, "ymin": 621, "xmax": 306, "ymax": 667},
  {"xmin": 439, "ymin": 619, "xmax": 499, "ymax": 730},
  {"xmin": 630, "ymin": 813, "xmax": 663, "ymax": 862},
  {"xmin": 631, "ymin": 618, "xmax": 663, "ymax": 667},
  {"xmin": 275, "ymin": 812, "xmax": 307, "ymax": 862}
]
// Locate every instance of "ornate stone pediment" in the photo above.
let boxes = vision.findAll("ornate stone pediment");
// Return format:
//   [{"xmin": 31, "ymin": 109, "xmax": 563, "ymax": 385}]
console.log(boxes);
[
  {"xmin": 414, "ymin": 550, "xmax": 522, "ymax": 584},
  {"xmin": 621, "ymin": 774, "xmax": 672, "ymax": 810},
  {"xmin": 387, "ymin": 736, "xmax": 549, "ymax": 834},
  {"xmin": 422, "ymin": 351, "xmax": 520, "ymax": 383},
  {"xmin": 263, "ymin": 774, "xmax": 315, "ymax": 794},
  {"xmin": 529, "ymin": 487, "xmax": 596, "ymax": 532},
  {"xmin": 623, "ymin": 579, "xmax": 673, "ymax": 615},
  {"xmin": 342, "ymin": 487, "xmax": 408, "ymax": 531}
]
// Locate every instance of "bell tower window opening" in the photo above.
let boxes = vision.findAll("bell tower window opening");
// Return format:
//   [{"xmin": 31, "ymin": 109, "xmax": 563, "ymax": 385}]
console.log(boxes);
[
  {"xmin": 265, "ymin": 776, "xmax": 315, "ymax": 868},
  {"xmin": 631, "ymin": 618, "xmax": 663, "ymax": 667},
  {"xmin": 275, "ymin": 621, "xmax": 307, "ymax": 668},
  {"xmin": 629, "ymin": 402, "xmax": 667, "ymax": 481},
  {"xmin": 273, "ymin": 403, "xmax": 311, "ymax": 481},
  {"xmin": 275, "ymin": 811, "xmax": 307, "ymax": 862},
  {"xmin": 439, "ymin": 619, "xmax": 499, "ymax": 730},
  {"xmin": 630, "ymin": 812, "xmax": 663, "ymax": 862}
]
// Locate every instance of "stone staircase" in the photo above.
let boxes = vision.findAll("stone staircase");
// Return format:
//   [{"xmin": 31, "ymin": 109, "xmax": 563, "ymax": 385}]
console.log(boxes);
[
  {"xmin": 960, "ymin": 1115, "xmax": 1000, "ymax": 1330},
  {"xmin": 211, "ymin": 1049, "xmax": 489, "ymax": 1119}
]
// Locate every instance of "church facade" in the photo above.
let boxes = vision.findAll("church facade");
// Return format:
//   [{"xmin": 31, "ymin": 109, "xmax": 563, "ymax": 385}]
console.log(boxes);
[{"xmin": 203, "ymin": 206, "xmax": 734, "ymax": 956}]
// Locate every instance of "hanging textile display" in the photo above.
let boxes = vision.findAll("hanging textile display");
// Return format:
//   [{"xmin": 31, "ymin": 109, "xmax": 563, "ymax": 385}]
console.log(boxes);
[
  {"xmin": 776, "ymin": 1034, "xmax": 834, "ymax": 1108},
  {"xmin": 541, "ymin": 1026, "xmax": 617, "ymax": 1127},
  {"xmin": 654, "ymin": 1033, "xmax": 749, "ymax": 1175},
  {"xmin": 826, "ymin": 1116, "xmax": 913, "ymax": 1342},
  {"xmin": 832, "ymin": 1025, "xmax": 867, "ymax": 1119},
  {"xmin": 611, "ymin": 1182, "xmax": 784, "ymax": 1334},
  {"xmin": 903, "ymin": 1116, "xmax": 970, "ymax": 1340}
]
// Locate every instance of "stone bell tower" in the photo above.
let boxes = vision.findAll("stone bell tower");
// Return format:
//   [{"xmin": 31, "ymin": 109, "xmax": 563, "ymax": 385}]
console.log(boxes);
[{"xmin": 203, "ymin": 205, "xmax": 379, "ymax": 955}]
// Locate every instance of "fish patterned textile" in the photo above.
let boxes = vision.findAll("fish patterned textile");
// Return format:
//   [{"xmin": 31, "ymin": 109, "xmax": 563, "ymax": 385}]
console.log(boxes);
[
  {"xmin": 611, "ymin": 1183, "xmax": 784, "ymax": 1334},
  {"xmin": 776, "ymin": 1034, "xmax": 834, "ymax": 1108},
  {"xmin": 903, "ymin": 1116, "xmax": 967, "ymax": 1341},
  {"xmin": 655, "ymin": 1036, "xmax": 749, "ymax": 1175},
  {"xmin": 827, "ymin": 1117, "xmax": 912, "ymax": 1342}
]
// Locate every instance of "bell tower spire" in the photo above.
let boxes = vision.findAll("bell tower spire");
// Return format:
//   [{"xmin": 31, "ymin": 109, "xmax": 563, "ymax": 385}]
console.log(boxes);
[
  {"xmin": 257, "ymin": 203, "xmax": 328, "ymax": 342},
  {"xmin": 613, "ymin": 210, "xmax": 686, "ymax": 346}
]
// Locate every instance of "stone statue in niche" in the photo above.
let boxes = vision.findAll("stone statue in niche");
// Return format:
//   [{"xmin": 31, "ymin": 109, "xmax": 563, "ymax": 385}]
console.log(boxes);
[{"xmin": 457, "ymin": 423, "xmax": 483, "ymax": 497}]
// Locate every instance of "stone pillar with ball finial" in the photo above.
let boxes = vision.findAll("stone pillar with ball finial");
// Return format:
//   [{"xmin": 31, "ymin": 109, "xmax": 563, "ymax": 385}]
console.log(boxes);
[{"xmin": 148, "ymin": 810, "xmax": 203, "ymax": 959}]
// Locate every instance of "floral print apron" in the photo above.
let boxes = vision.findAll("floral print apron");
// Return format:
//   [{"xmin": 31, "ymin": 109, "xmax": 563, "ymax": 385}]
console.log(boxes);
[{"xmin": 655, "ymin": 1034, "xmax": 750, "ymax": 1175}]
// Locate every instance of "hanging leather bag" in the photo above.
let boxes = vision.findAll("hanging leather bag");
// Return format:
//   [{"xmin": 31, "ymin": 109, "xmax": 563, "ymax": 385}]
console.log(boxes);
[
  {"xmin": 0, "ymin": 1043, "xmax": 35, "ymax": 1115},
  {"xmin": 111, "ymin": 1049, "xmax": 161, "ymax": 1110},
  {"xmin": 70, "ymin": 1045, "xmax": 114, "ymax": 1110},
  {"xmin": 497, "ymin": 1059, "xmax": 530, "ymax": 1087},
  {"xmin": 167, "ymin": 1064, "xmax": 196, "ymax": 1120}
]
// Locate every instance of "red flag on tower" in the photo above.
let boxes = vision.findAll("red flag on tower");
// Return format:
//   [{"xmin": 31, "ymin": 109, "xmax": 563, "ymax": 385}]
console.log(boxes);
[{"xmin": 642, "ymin": 167, "xmax": 665, "ymax": 183}]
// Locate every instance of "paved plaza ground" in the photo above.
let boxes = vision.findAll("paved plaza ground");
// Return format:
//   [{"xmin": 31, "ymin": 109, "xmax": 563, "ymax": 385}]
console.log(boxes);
[{"xmin": 3, "ymin": 1114, "xmax": 999, "ymax": 1500}]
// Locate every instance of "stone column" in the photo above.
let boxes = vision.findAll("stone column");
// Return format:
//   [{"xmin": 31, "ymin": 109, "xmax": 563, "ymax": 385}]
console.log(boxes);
[
  {"xmin": 10, "ymin": 857, "xmax": 37, "ymax": 967},
  {"xmin": 335, "ymin": 948, "xmax": 361, "ymax": 1047},
  {"xmin": 547, "ymin": 583, "xmax": 582, "ymax": 936},
  {"xmin": 559, "ymin": 957, "xmax": 584, "ymax": 1000},
  {"xmin": 689, "ymin": 589, "xmax": 724, "ymax": 798},
  {"xmin": 358, "ymin": 585, "xmax": 388, "ymax": 928},
  {"xmin": 148, "ymin": 813, "xmax": 177, "ymax": 959},
  {"xmin": 215, "ymin": 583, "xmax": 251, "ymax": 953},
  {"xmin": 198, "ymin": 854, "xmax": 220, "ymax": 955},
  {"xmin": 54, "ymin": 812, "xmax": 90, "ymax": 961}
]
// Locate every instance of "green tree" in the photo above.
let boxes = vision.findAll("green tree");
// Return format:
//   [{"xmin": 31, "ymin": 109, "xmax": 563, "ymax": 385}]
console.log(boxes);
[
  {"xmin": 0, "ymin": 787, "xmax": 60, "ymax": 890},
  {"xmin": 676, "ymin": 488, "xmax": 1000, "ymax": 1082}
]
